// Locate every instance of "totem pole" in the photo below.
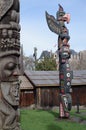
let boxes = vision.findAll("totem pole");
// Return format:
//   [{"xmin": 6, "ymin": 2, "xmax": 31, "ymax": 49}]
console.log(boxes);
[
  {"xmin": 0, "ymin": 0, "xmax": 21, "ymax": 130},
  {"xmin": 46, "ymin": 4, "xmax": 73, "ymax": 118}
]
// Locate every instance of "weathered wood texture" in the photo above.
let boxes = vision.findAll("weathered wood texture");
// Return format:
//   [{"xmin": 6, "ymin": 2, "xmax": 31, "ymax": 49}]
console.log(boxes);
[
  {"xmin": 72, "ymin": 85, "xmax": 86, "ymax": 105},
  {"xmin": 20, "ymin": 90, "xmax": 34, "ymax": 107},
  {"xmin": 38, "ymin": 88, "xmax": 59, "ymax": 107},
  {"xmin": 20, "ymin": 85, "xmax": 86, "ymax": 107}
]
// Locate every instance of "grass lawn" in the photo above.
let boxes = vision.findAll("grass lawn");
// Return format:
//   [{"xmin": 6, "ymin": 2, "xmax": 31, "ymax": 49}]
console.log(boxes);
[{"xmin": 20, "ymin": 109, "xmax": 86, "ymax": 130}]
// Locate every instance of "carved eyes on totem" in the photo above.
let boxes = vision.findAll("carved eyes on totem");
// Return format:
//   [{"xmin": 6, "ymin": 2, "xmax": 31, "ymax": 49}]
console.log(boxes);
[
  {"xmin": 5, "ymin": 62, "xmax": 17, "ymax": 71},
  {"xmin": 2, "ymin": 62, "xmax": 18, "ymax": 78}
]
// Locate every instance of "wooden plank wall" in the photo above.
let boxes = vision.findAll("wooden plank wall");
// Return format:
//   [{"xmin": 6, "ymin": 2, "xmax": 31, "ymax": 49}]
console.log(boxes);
[
  {"xmin": 20, "ymin": 85, "xmax": 86, "ymax": 107},
  {"xmin": 37, "ymin": 86, "xmax": 86, "ymax": 107},
  {"xmin": 71, "ymin": 86, "xmax": 86, "ymax": 105},
  {"xmin": 37, "ymin": 87, "xmax": 59, "ymax": 107},
  {"xmin": 20, "ymin": 90, "xmax": 34, "ymax": 107}
]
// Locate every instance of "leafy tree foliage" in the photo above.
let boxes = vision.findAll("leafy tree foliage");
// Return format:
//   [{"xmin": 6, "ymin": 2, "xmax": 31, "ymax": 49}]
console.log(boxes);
[{"xmin": 35, "ymin": 57, "xmax": 57, "ymax": 71}]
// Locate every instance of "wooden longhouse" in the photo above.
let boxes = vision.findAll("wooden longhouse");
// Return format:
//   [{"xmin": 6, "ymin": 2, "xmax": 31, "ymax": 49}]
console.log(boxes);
[
  {"xmin": 20, "ymin": 70, "xmax": 86, "ymax": 107},
  {"xmin": 19, "ymin": 75, "xmax": 34, "ymax": 107}
]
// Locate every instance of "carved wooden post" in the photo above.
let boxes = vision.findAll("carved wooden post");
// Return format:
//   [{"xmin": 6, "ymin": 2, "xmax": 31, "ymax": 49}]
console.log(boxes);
[
  {"xmin": 0, "ymin": 0, "xmax": 21, "ymax": 129},
  {"xmin": 46, "ymin": 4, "xmax": 73, "ymax": 118}
]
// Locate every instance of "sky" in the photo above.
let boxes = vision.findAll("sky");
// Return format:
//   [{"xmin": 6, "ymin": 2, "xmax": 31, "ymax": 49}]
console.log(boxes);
[{"xmin": 20, "ymin": 0, "xmax": 86, "ymax": 58}]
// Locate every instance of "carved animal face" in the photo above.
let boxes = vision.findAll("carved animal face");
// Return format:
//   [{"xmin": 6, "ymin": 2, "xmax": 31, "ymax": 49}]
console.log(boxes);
[{"xmin": 0, "ymin": 55, "xmax": 20, "ymax": 81}]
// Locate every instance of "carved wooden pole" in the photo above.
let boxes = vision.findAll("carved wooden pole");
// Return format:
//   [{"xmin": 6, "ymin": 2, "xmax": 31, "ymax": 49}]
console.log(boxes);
[
  {"xmin": 46, "ymin": 4, "xmax": 73, "ymax": 118},
  {"xmin": 0, "ymin": 0, "xmax": 21, "ymax": 129}
]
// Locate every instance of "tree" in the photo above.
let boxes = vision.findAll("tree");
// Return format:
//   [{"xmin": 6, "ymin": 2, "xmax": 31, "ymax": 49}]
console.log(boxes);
[
  {"xmin": 69, "ymin": 59, "xmax": 80, "ymax": 70},
  {"xmin": 23, "ymin": 55, "xmax": 35, "ymax": 70},
  {"xmin": 36, "ymin": 57, "xmax": 57, "ymax": 71},
  {"xmin": 69, "ymin": 51, "xmax": 86, "ymax": 70}
]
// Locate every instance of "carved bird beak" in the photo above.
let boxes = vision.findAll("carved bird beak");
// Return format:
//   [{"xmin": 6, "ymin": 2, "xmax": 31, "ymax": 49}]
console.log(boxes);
[{"xmin": 63, "ymin": 13, "xmax": 71, "ymax": 24}]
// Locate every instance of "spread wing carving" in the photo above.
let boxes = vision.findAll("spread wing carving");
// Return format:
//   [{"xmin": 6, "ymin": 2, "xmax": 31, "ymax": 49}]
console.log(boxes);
[
  {"xmin": 45, "ymin": 11, "xmax": 60, "ymax": 35},
  {"xmin": 0, "ymin": 0, "xmax": 13, "ymax": 20}
]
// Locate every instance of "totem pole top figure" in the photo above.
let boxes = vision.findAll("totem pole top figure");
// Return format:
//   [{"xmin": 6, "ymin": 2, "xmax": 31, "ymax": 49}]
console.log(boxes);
[
  {"xmin": 46, "ymin": 4, "xmax": 70, "ymax": 40},
  {"xmin": 0, "ymin": 0, "xmax": 20, "ymax": 57},
  {"xmin": 56, "ymin": 4, "xmax": 70, "ymax": 24},
  {"xmin": 0, "ymin": 0, "xmax": 20, "ymax": 24}
]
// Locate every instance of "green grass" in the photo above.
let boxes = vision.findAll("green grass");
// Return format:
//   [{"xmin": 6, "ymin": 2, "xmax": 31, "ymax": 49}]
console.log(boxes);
[{"xmin": 20, "ymin": 109, "xmax": 86, "ymax": 130}]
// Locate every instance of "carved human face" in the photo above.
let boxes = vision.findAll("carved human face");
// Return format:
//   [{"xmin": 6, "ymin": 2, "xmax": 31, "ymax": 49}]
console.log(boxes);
[{"xmin": 0, "ymin": 55, "xmax": 20, "ymax": 81}]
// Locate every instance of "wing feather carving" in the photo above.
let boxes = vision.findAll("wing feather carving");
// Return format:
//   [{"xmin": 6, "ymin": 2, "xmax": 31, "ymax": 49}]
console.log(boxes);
[{"xmin": 45, "ymin": 11, "xmax": 60, "ymax": 35}]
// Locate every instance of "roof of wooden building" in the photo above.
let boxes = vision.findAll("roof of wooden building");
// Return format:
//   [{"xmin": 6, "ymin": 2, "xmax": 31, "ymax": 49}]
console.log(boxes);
[
  {"xmin": 19, "ymin": 75, "xmax": 34, "ymax": 90},
  {"xmin": 24, "ymin": 70, "xmax": 86, "ymax": 87}
]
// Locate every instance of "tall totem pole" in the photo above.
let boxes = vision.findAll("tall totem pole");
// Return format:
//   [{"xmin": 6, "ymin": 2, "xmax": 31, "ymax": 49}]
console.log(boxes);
[
  {"xmin": 0, "ymin": 0, "xmax": 21, "ymax": 130},
  {"xmin": 46, "ymin": 4, "xmax": 73, "ymax": 118}
]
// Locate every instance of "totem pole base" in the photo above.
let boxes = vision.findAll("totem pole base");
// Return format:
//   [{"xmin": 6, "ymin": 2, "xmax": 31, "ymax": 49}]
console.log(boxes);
[{"xmin": 59, "ymin": 103, "xmax": 70, "ymax": 118}]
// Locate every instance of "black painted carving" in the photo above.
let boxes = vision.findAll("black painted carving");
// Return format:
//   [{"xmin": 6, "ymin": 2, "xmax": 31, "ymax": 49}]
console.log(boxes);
[{"xmin": 46, "ymin": 4, "xmax": 73, "ymax": 118}]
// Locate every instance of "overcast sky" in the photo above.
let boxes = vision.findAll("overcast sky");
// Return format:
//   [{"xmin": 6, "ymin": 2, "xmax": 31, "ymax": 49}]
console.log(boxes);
[{"xmin": 20, "ymin": 0, "xmax": 86, "ymax": 58}]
